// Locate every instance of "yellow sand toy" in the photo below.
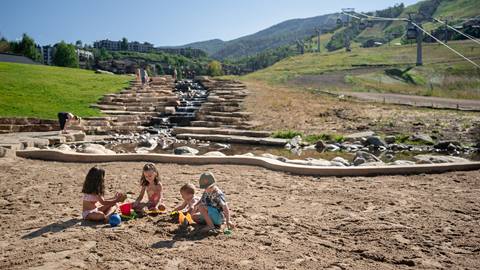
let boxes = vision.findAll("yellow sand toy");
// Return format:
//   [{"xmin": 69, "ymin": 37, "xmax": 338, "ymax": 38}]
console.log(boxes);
[{"xmin": 178, "ymin": 211, "xmax": 194, "ymax": 225}]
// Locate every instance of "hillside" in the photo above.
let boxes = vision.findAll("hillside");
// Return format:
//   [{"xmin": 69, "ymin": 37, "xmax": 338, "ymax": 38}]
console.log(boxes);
[
  {"xmin": 243, "ymin": 40, "xmax": 480, "ymax": 99},
  {"xmin": 179, "ymin": 0, "xmax": 479, "ymax": 62},
  {"xmin": 177, "ymin": 39, "xmax": 226, "ymax": 56},
  {"xmin": 0, "ymin": 62, "xmax": 131, "ymax": 119},
  {"xmin": 182, "ymin": 13, "xmax": 338, "ymax": 60}
]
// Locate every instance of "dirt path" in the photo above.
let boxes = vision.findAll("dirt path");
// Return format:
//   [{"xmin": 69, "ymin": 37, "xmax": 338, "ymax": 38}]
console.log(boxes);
[
  {"xmin": 337, "ymin": 91, "xmax": 480, "ymax": 111},
  {"xmin": 288, "ymin": 67, "xmax": 480, "ymax": 111},
  {"xmin": 1, "ymin": 156, "xmax": 479, "ymax": 269}
]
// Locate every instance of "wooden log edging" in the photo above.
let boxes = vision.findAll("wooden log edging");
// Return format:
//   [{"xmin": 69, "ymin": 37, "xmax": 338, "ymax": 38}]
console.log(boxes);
[{"xmin": 15, "ymin": 150, "xmax": 480, "ymax": 177}]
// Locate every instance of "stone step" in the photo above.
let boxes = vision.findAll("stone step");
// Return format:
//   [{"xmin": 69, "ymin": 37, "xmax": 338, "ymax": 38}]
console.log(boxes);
[
  {"xmin": 90, "ymin": 104, "xmax": 126, "ymax": 111},
  {"xmin": 208, "ymin": 111, "xmax": 252, "ymax": 119},
  {"xmin": 198, "ymin": 106, "xmax": 241, "ymax": 113},
  {"xmin": 172, "ymin": 127, "xmax": 271, "ymax": 137},
  {"xmin": 100, "ymin": 110, "xmax": 159, "ymax": 116},
  {"xmin": 200, "ymin": 115, "xmax": 243, "ymax": 124},
  {"xmin": 175, "ymin": 133, "xmax": 287, "ymax": 146},
  {"xmin": 190, "ymin": 121, "xmax": 222, "ymax": 128},
  {"xmin": 84, "ymin": 125, "xmax": 148, "ymax": 135}
]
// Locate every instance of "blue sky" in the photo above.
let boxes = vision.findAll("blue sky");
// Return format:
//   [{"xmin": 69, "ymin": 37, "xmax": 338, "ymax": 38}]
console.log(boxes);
[{"xmin": 0, "ymin": 0, "xmax": 420, "ymax": 46}]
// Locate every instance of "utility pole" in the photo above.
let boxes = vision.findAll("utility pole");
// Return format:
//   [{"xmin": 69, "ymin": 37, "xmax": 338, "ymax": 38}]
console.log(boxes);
[{"xmin": 442, "ymin": 16, "xmax": 453, "ymax": 44}]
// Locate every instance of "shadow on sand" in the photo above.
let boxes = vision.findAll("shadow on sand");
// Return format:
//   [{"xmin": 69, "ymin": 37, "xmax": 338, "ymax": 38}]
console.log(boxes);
[{"xmin": 21, "ymin": 218, "xmax": 105, "ymax": 239}]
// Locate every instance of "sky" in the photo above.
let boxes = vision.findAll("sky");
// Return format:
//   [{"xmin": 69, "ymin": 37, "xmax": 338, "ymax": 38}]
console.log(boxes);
[{"xmin": 0, "ymin": 0, "xmax": 420, "ymax": 47}]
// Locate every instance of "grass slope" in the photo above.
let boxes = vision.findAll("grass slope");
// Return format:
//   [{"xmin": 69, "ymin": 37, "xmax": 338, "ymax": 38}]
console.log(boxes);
[
  {"xmin": 0, "ymin": 62, "xmax": 131, "ymax": 119},
  {"xmin": 242, "ymin": 40, "xmax": 480, "ymax": 99}
]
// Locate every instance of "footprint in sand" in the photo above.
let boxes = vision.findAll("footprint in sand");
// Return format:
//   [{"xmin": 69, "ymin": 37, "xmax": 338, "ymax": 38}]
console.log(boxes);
[{"xmin": 164, "ymin": 257, "xmax": 184, "ymax": 270}]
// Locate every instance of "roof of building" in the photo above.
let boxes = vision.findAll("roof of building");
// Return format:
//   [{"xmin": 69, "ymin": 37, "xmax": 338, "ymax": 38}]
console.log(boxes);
[{"xmin": 0, "ymin": 53, "xmax": 41, "ymax": 65}]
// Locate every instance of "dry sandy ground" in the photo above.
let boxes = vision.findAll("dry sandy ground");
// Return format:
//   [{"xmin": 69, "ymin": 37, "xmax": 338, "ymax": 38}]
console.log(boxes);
[
  {"xmin": 0, "ymin": 154, "xmax": 479, "ymax": 270},
  {"xmin": 243, "ymin": 80, "xmax": 480, "ymax": 143}
]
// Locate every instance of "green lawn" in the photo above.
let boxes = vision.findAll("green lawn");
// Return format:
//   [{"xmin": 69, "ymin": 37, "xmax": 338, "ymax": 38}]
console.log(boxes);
[{"xmin": 0, "ymin": 62, "xmax": 131, "ymax": 119}]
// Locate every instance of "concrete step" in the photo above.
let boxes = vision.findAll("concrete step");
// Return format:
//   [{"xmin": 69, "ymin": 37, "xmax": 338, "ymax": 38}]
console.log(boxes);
[{"xmin": 208, "ymin": 111, "xmax": 251, "ymax": 119}]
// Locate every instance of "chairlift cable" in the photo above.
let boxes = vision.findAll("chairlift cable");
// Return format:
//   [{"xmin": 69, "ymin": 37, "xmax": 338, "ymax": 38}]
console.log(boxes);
[
  {"xmin": 410, "ymin": 22, "xmax": 480, "ymax": 69},
  {"xmin": 433, "ymin": 17, "xmax": 480, "ymax": 46}
]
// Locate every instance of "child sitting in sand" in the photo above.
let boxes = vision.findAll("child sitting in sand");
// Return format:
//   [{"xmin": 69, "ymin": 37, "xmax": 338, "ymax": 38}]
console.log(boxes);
[
  {"xmin": 192, "ymin": 172, "xmax": 235, "ymax": 232},
  {"xmin": 173, "ymin": 183, "xmax": 200, "ymax": 215},
  {"xmin": 82, "ymin": 166, "xmax": 125, "ymax": 222},
  {"xmin": 133, "ymin": 163, "xmax": 166, "ymax": 213}
]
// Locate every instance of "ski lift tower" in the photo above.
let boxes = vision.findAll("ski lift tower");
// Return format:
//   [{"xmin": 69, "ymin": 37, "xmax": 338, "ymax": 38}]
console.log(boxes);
[{"xmin": 341, "ymin": 8, "xmax": 355, "ymax": 52}]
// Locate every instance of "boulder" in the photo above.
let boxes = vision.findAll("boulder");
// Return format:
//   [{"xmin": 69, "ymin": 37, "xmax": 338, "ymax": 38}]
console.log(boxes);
[
  {"xmin": 390, "ymin": 160, "xmax": 416, "ymax": 166},
  {"xmin": 57, "ymin": 144, "xmax": 74, "ymax": 152},
  {"xmin": 413, "ymin": 155, "xmax": 470, "ymax": 164},
  {"xmin": 203, "ymin": 151, "xmax": 226, "ymax": 157},
  {"xmin": 344, "ymin": 131, "xmax": 375, "ymax": 142},
  {"xmin": 410, "ymin": 133, "xmax": 434, "ymax": 145},
  {"xmin": 355, "ymin": 151, "xmax": 381, "ymax": 163},
  {"xmin": 434, "ymin": 141, "xmax": 462, "ymax": 151},
  {"xmin": 364, "ymin": 136, "xmax": 387, "ymax": 148},
  {"xmin": 353, "ymin": 157, "xmax": 366, "ymax": 166},
  {"xmin": 174, "ymin": 146, "xmax": 199, "ymax": 156},
  {"xmin": 0, "ymin": 147, "xmax": 6, "ymax": 158},
  {"xmin": 78, "ymin": 144, "xmax": 115, "ymax": 155},
  {"xmin": 307, "ymin": 158, "xmax": 332, "ymax": 166},
  {"xmin": 331, "ymin": 157, "xmax": 350, "ymax": 166},
  {"xmin": 315, "ymin": 140, "xmax": 326, "ymax": 152}
]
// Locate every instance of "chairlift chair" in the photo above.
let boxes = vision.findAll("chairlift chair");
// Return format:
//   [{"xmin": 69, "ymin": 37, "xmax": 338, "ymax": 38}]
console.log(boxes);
[
  {"xmin": 406, "ymin": 24, "xmax": 418, "ymax": 40},
  {"xmin": 359, "ymin": 21, "xmax": 367, "ymax": 30},
  {"xmin": 336, "ymin": 18, "xmax": 343, "ymax": 26}
]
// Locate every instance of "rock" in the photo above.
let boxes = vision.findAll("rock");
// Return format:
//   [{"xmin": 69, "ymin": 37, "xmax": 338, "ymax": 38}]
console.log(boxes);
[
  {"xmin": 238, "ymin": 153, "xmax": 255, "ymax": 157},
  {"xmin": 287, "ymin": 135, "xmax": 302, "ymax": 149},
  {"xmin": 414, "ymin": 155, "xmax": 470, "ymax": 164},
  {"xmin": 344, "ymin": 131, "xmax": 375, "ymax": 142},
  {"xmin": 410, "ymin": 133, "xmax": 434, "ymax": 145},
  {"xmin": 365, "ymin": 136, "xmax": 387, "ymax": 148},
  {"xmin": 384, "ymin": 136, "xmax": 396, "ymax": 144},
  {"xmin": 331, "ymin": 157, "xmax": 350, "ymax": 166},
  {"xmin": 306, "ymin": 158, "xmax": 332, "ymax": 166},
  {"xmin": 359, "ymin": 161, "xmax": 385, "ymax": 167},
  {"xmin": 326, "ymin": 144, "xmax": 340, "ymax": 152},
  {"xmin": 355, "ymin": 151, "xmax": 381, "ymax": 162},
  {"xmin": 434, "ymin": 141, "xmax": 462, "ymax": 151},
  {"xmin": 78, "ymin": 144, "xmax": 115, "ymax": 155},
  {"xmin": 330, "ymin": 161, "xmax": 347, "ymax": 167},
  {"xmin": 57, "ymin": 144, "xmax": 74, "ymax": 152},
  {"xmin": 390, "ymin": 160, "xmax": 416, "ymax": 166},
  {"xmin": 138, "ymin": 138, "xmax": 157, "ymax": 148},
  {"xmin": 353, "ymin": 157, "xmax": 366, "ymax": 166},
  {"xmin": 203, "ymin": 151, "xmax": 226, "ymax": 157},
  {"xmin": 0, "ymin": 147, "xmax": 6, "ymax": 158},
  {"xmin": 315, "ymin": 140, "xmax": 326, "ymax": 152},
  {"xmin": 73, "ymin": 132, "xmax": 86, "ymax": 141},
  {"xmin": 174, "ymin": 146, "xmax": 199, "ymax": 156}
]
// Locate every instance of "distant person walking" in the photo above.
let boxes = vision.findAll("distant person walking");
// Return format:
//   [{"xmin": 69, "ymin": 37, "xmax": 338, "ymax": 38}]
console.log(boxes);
[
  {"xmin": 57, "ymin": 112, "xmax": 81, "ymax": 134},
  {"xmin": 140, "ymin": 68, "xmax": 148, "ymax": 87}
]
